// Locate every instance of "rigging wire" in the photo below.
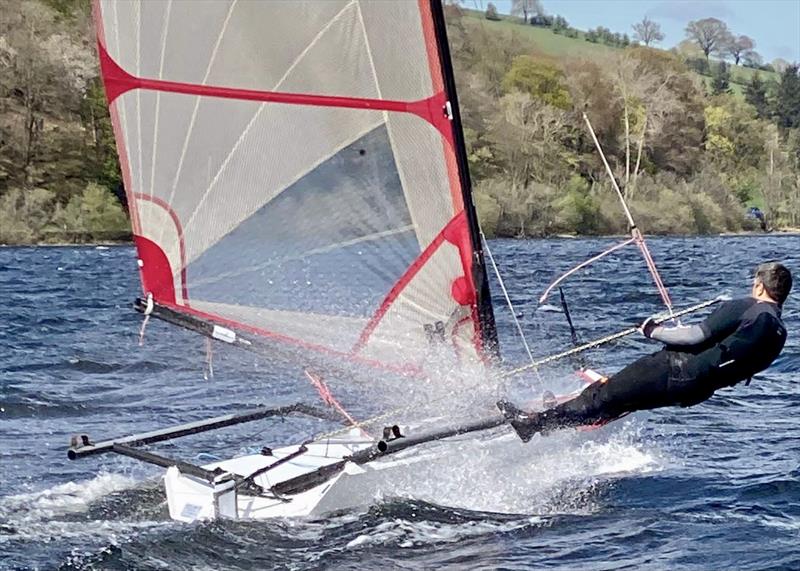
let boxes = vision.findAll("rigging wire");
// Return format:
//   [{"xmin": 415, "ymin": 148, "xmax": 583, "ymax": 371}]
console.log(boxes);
[
  {"xmin": 582, "ymin": 112, "xmax": 675, "ymax": 319},
  {"xmin": 482, "ymin": 235, "xmax": 545, "ymax": 396},
  {"xmin": 501, "ymin": 296, "xmax": 723, "ymax": 379},
  {"xmin": 539, "ymin": 237, "xmax": 636, "ymax": 304},
  {"xmin": 482, "ymin": 235, "xmax": 535, "ymax": 365}
]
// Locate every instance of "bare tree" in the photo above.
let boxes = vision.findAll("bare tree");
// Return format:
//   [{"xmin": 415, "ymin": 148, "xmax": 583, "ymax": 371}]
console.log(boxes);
[
  {"xmin": 511, "ymin": 0, "xmax": 543, "ymax": 24},
  {"xmin": 593, "ymin": 52, "xmax": 680, "ymax": 196},
  {"xmin": 725, "ymin": 34, "xmax": 755, "ymax": 65},
  {"xmin": 489, "ymin": 92, "xmax": 570, "ymax": 236},
  {"xmin": 685, "ymin": 18, "xmax": 731, "ymax": 60},
  {"xmin": 772, "ymin": 58, "xmax": 790, "ymax": 73},
  {"xmin": 743, "ymin": 50, "xmax": 763, "ymax": 67},
  {"xmin": 632, "ymin": 16, "xmax": 664, "ymax": 46}
]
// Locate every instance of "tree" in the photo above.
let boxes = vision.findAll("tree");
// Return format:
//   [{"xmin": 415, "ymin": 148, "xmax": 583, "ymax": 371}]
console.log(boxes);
[
  {"xmin": 772, "ymin": 64, "xmax": 800, "ymax": 129},
  {"xmin": 501, "ymin": 55, "xmax": 572, "ymax": 110},
  {"xmin": 552, "ymin": 15, "xmax": 569, "ymax": 33},
  {"xmin": 743, "ymin": 50, "xmax": 763, "ymax": 68},
  {"xmin": 632, "ymin": 16, "xmax": 664, "ymax": 46},
  {"xmin": 772, "ymin": 58, "xmax": 790, "ymax": 73},
  {"xmin": 745, "ymin": 72, "xmax": 769, "ymax": 118},
  {"xmin": 710, "ymin": 61, "xmax": 732, "ymax": 94},
  {"xmin": 605, "ymin": 50, "xmax": 682, "ymax": 193},
  {"xmin": 485, "ymin": 2, "xmax": 501, "ymax": 21},
  {"xmin": 725, "ymin": 35, "xmax": 755, "ymax": 65},
  {"xmin": 487, "ymin": 92, "xmax": 573, "ymax": 235},
  {"xmin": 51, "ymin": 182, "xmax": 129, "ymax": 241},
  {"xmin": 685, "ymin": 18, "xmax": 731, "ymax": 60},
  {"xmin": 511, "ymin": 0, "xmax": 542, "ymax": 24},
  {"xmin": 0, "ymin": 2, "xmax": 94, "ymax": 190}
]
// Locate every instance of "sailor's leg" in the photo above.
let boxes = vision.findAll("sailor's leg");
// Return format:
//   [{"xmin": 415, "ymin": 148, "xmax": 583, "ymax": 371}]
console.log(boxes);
[{"xmin": 503, "ymin": 350, "xmax": 673, "ymax": 441}]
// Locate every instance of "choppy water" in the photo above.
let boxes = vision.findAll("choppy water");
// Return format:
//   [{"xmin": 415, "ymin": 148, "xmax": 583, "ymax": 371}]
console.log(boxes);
[{"xmin": 1, "ymin": 236, "xmax": 798, "ymax": 570}]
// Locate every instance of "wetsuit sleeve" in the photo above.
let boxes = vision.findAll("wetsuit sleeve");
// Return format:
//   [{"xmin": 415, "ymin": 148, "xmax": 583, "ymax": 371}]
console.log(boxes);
[{"xmin": 650, "ymin": 324, "xmax": 708, "ymax": 345}]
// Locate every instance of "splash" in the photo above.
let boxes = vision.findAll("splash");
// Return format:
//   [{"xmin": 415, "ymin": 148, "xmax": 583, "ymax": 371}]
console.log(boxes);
[
  {"xmin": 366, "ymin": 419, "xmax": 663, "ymax": 516},
  {"xmin": 0, "ymin": 473, "xmax": 167, "ymax": 543}
]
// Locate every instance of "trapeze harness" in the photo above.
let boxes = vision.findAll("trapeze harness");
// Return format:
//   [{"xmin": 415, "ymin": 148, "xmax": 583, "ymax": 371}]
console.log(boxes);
[{"xmin": 529, "ymin": 297, "xmax": 787, "ymax": 430}]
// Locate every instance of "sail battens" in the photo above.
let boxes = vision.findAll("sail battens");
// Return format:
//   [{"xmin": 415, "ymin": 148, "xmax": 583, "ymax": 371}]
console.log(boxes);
[{"xmin": 95, "ymin": 0, "xmax": 496, "ymax": 375}]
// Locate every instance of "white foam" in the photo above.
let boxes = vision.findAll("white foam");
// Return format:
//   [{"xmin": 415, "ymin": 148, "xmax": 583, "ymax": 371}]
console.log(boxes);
[
  {"xmin": 345, "ymin": 515, "xmax": 543, "ymax": 550},
  {"xmin": 3, "ymin": 472, "xmax": 138, "ymax": 516},
  {"xmin": 369, "ymin": 419, "xmax": 663, "ymax": 516},
  {"xmin": 0, "ymin": 473, "xmax": 168, "ymax": 543}
]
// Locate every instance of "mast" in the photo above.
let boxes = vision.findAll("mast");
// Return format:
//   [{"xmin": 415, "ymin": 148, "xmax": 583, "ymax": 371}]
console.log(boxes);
[{"xmin": 429, "ymin": 0, "xmax": 499, "ymax": 358}]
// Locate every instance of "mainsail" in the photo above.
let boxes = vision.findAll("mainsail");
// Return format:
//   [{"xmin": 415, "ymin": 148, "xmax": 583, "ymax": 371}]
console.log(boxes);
[{"xmin": 94, "ymin": 0, "xmax": 497, "ymax": 373}]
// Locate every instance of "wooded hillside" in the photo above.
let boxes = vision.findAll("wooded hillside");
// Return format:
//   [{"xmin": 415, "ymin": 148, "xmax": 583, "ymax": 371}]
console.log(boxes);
[
  {"xmin": 0, "ymin": 0, "xmax": 798, "ymax": 244},
  {"xmin": 448, "ymin": 5, "xmax": 800, "ymax": 236}
]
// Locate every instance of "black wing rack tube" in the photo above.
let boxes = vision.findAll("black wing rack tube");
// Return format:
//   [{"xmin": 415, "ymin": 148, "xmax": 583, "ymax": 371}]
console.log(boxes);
[
  {"xmin": 67, "ymin": 403, "xmax": 340, "ymax": 460},
  {"xmin": 271, "ymin": 414, "xmax": 508, "ymax": 496}
]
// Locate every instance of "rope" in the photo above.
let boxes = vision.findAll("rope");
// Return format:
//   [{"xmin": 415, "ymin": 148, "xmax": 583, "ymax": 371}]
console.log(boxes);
[
  {"xmin": 500, "ymin": 296, "xmax": 724, "ymax": 379},
  {"xmin": 304, "ymin": 369, "xmax": 369, "ymax": 438},
  {"xmin": 632, "ymin": 228, "xmax": 674, "ymax": 317},
  {"xmin": 204, "ymin": 337, "xmax": 214, "ymax": 380},
  {"xmin": 138, "ymin": 293, "xmax": 154, "ymax": 346}
]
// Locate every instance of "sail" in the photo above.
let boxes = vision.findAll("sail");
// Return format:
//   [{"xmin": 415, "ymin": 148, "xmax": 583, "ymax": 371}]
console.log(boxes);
[{"xmin": 93, "ymin": 0, "xmax": 496, "ymax": 372}]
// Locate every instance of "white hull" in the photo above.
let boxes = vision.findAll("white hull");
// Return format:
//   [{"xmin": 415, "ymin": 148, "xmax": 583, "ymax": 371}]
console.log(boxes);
[{"xmin": 165, "ymin": 431, "xmax": 397, "ymax": 522}]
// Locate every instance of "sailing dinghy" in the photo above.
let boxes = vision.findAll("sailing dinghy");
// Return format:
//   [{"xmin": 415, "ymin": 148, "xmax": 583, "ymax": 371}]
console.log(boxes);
[
  {"xmin": 69, "ymin": 0, "xmax": 722, "ymax": 522},
  {"xmin": 69, "ymin": 0, "xmax": 508, "ymax": 522}
]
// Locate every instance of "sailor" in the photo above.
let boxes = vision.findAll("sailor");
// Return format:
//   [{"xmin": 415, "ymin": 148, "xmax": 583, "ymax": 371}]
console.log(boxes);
[{"xmin": 499, "ymin": 262, "xmax": 791, "ymax": 442}]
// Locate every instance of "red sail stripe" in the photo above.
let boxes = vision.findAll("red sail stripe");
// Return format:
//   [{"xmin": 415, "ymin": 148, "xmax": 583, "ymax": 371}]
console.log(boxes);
[
  {"xmin": 133, "ymin": 193, "xmax": 189, "ymax": 303},
  {"xmin": 352, "ymin": 210, "xmax": 469, "ymax": 354},
  {"xmin": 95, "ymin": 39, "xmax": 455, "ymax": 142}
]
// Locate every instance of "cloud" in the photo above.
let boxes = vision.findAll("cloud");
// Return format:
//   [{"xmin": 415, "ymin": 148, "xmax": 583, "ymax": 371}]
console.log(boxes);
[{"xmin": 647, "ymin": 1, "xmax": 735, "ymax": 22}]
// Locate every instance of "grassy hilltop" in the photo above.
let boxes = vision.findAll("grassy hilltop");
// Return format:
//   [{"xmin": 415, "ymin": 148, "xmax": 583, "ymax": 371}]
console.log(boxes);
[{"xmin": 460, "ymin": 9, "xmax": 777, "ymax": 93}]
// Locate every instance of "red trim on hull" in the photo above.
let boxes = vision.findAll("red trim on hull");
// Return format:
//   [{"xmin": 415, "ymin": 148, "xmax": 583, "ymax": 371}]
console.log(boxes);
[{"xmin": 133, "ymin": 193, "xmax": 189, "ymax": 304}]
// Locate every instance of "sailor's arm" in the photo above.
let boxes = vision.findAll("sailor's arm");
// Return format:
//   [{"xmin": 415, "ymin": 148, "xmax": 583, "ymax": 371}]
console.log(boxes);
[
  {"xmin": 645, "ymin": 322, "xmax": 709, "ymax": 345},
  {"xmin": 641, "ymin": 298, "xmax": 749, "ymax": 347}
]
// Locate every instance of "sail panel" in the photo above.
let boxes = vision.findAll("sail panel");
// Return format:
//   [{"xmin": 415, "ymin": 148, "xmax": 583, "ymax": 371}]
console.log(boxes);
[
  {"xmin": 95, "ymin": 0, "xmax": 494, "ymax": 370},
  {"xmin": 99, "ymin": 0, "xmax": 435, "ymax": 101}
]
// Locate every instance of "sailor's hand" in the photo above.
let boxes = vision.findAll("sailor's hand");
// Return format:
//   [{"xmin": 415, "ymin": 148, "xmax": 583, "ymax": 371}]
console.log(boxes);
[{"xmin": 639, "ymin": 316, "xmax": 659, "ymax": 339}]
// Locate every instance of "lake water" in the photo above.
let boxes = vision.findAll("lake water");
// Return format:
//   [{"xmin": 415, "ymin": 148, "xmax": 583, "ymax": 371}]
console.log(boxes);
[{"xmin": 1, "ymin": 236, "xmax": 798, "ymax": 570}]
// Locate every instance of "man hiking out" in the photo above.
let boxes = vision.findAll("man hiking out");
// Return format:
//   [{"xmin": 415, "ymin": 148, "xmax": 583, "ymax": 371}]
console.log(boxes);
[{"xmin": 499, "ymin": 262, "xmax": 791, "ymax": 442}]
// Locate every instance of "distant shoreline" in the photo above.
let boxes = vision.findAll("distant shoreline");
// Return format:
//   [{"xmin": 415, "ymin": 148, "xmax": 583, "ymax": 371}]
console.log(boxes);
[{"xmin": 3, "ymin": 229, "xmax": 800, "ymax": 249}]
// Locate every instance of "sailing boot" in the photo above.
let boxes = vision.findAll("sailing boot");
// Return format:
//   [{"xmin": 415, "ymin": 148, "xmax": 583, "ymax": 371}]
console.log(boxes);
[{"xmin": 496, "ymin": 400, "xmax": 545, "ymax": 443}]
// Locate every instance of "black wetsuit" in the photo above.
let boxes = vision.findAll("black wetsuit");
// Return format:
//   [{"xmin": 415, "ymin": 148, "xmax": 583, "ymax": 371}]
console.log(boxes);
[{"xmin": 525, "ymin": 297, "xmax": 787, "ymax": 432}]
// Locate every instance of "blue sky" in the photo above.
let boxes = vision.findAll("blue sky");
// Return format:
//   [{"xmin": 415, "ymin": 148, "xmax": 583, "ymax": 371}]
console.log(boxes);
[{"xmin": 481, "ymin": 0, "xmax": 800, "ymax": 64}]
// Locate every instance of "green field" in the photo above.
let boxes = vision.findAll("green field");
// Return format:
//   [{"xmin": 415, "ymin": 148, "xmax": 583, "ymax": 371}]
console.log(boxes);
[{"xmin": 460, "ymin": 10, "xmax": 778, "ymax": 92}]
